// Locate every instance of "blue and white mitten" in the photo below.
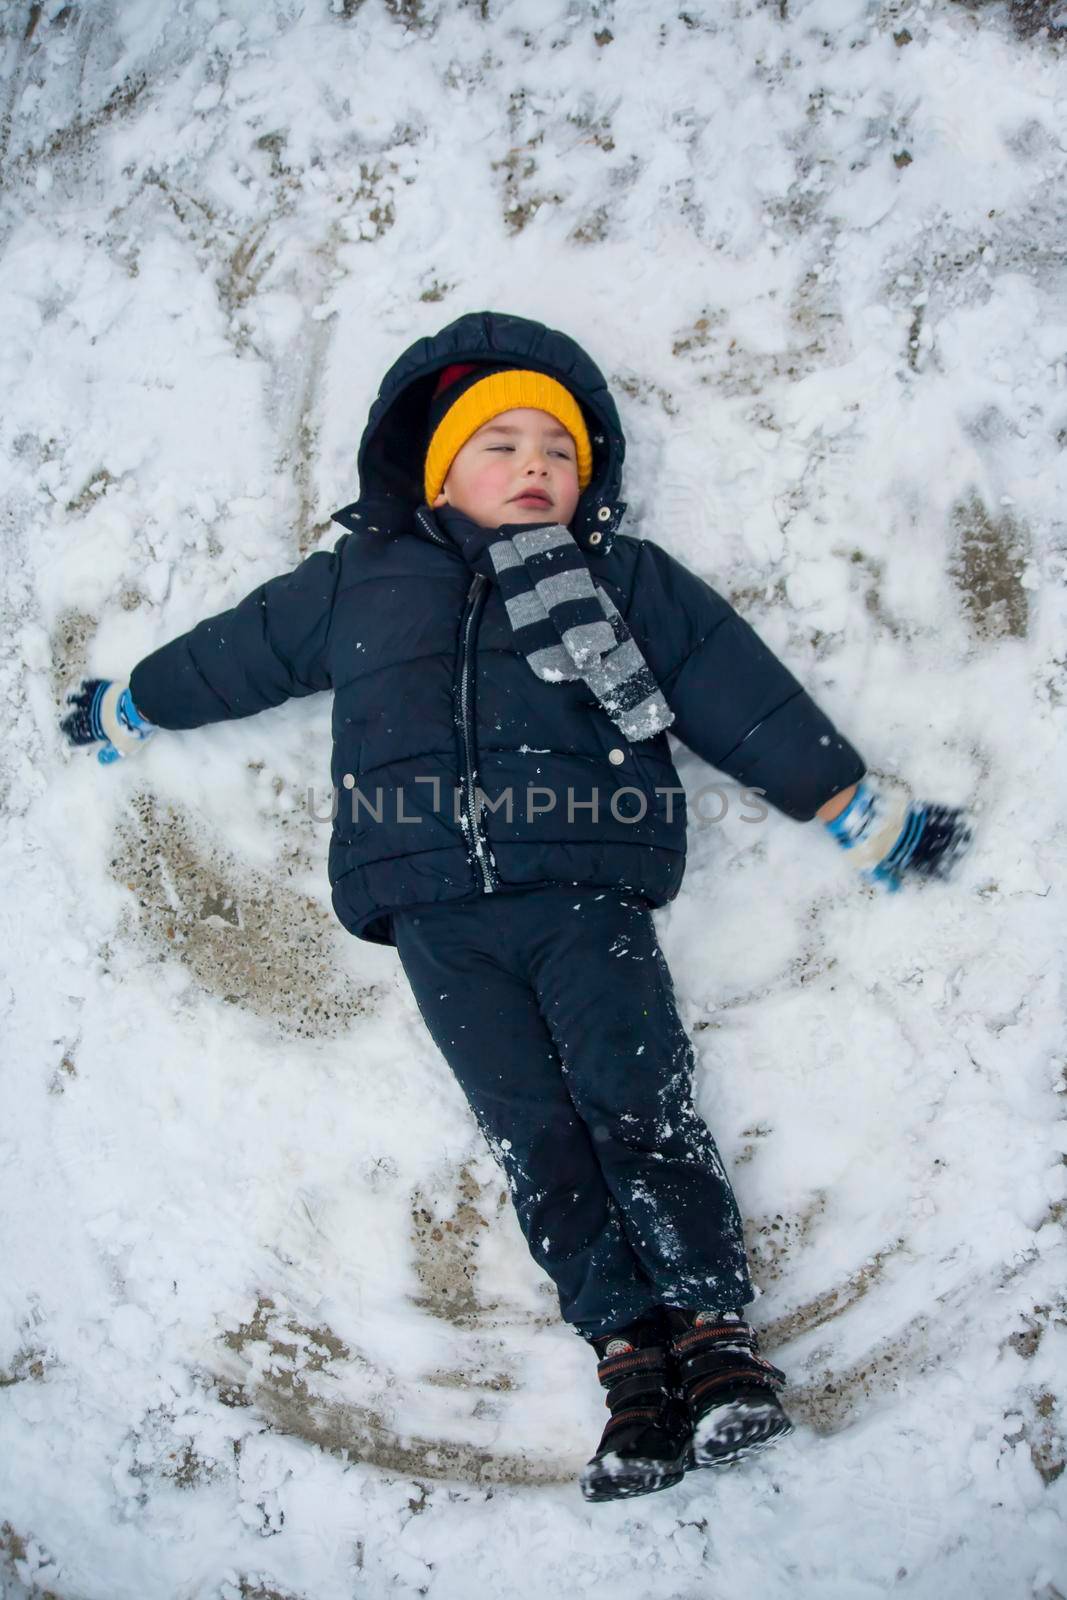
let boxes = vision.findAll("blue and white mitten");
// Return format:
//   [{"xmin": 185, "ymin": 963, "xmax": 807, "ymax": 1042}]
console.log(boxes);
[
  {"xmin": 60, "ymin": 678, "xmax": 158, "ymax": 765},
  {"xmin": 824, "ymin": 778, "xmax": 974, "ymax": 892}
]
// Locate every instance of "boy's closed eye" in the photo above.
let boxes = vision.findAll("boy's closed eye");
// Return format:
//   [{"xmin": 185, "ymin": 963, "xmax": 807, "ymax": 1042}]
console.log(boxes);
[{"xmin": 487, "ymin": 444, "xmax": 574, "ymax": 459}]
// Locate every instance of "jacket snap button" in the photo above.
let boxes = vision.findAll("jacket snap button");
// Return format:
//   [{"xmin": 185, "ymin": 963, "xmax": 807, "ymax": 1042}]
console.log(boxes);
[
  {"xmin": 608, "ymin": 747, "xmax": 625, "ymax": 765},
  {"xmin": 588, "ymin": 531, "xmax": 602, "ymax": 545},
  {"xmin": 597, "ymin": 506, "xmax": 612, "ymax": 522}
]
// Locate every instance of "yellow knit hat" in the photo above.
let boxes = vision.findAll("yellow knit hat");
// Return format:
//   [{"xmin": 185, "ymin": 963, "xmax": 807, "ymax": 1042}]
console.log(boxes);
[{"xmin": 423, "ymin": 367, "xmax": 593, "ymax": 506}]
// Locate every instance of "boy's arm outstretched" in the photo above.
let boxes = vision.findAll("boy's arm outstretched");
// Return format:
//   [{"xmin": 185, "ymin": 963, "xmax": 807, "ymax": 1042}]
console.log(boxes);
[
  {"xmin": 633, "ymin": 538, "xmax": 973, "ymax": 889},
  {"xmin": 60, "ymin": 535, "xmax": 347, "ymax": 761}
]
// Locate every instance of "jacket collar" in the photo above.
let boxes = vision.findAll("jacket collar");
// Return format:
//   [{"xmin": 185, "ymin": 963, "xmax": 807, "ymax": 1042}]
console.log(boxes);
[
  {"xmin": 329, "ymin": 493, "xmax": 439, "ymax": 544},
  {"xmin": 330, "ymin": 496, "xmax": 626, "ymax": 556},
  {"xmin": 430, "ymin": 505, "xmax": 498, "ymax": 581}
]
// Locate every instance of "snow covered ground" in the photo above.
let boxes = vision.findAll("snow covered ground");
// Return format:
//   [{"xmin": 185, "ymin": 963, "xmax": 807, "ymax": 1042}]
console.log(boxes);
[{"xmin": 2, "ymin": 0, "xmax": 1066, "ymax": 1594}]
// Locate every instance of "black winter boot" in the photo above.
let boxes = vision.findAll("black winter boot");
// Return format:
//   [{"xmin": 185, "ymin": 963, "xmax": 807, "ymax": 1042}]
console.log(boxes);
[
  {"xmin": 579, "ymin": 1313, "xmax": 692, "ymax": 1503},
  {"xmin": 665, "ymin": 1308, "xmax": 794, "ymax": 1470}
]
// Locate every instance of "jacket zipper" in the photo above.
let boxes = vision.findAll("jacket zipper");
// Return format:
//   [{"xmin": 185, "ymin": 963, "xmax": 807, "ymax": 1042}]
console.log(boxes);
[
  {"xmin": 415, "ymin": 506, "xmax": 452, "ymax": 549},
  {"xmin": 458, "ymin": 573, "xmax": 495, "ymax": 893}
]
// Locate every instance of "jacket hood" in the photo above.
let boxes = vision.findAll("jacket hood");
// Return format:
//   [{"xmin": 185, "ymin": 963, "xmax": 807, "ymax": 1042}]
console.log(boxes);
[{"xmin": 331, "ymin": 310, "xmax": 628, "ymax": 556}]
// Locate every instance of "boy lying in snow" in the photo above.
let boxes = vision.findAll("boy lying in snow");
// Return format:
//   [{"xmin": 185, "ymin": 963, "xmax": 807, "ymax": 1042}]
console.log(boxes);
[{"xmin": 61, "ymin": 310, "xmax": 973, "ymax": 1502}]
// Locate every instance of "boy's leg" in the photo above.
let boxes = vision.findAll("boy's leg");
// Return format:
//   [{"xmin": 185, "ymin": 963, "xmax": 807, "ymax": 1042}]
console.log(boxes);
[
  {"xmin": 526, "ymin": 889, "xmax": 755, "ymax": 1313},
  {"xmin": 393, "ymin": 900, "xmax": 662, "ymax": 1339}
]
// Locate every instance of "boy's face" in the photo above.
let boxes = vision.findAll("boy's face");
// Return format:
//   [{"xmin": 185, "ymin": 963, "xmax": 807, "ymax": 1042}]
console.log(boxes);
[{"xmin": 431, "ymin": 407, "xmax": 582, "ymax": 529}]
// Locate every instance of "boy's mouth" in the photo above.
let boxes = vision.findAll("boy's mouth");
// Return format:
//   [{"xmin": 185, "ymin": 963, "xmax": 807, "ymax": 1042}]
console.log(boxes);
[{"xmin": 510, "ymin": 491, "xmax": 552, "ymax": 507}]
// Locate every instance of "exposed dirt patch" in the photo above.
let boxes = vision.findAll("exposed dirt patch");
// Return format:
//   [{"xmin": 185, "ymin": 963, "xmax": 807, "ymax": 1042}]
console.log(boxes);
[
  {"xmin": 762, "ymin": 1237, "xmax": 906, "ymax": 1350},
  {"xmin": 409, "ymin": 1160, "xmax": 505, "ymax": 1326},
  {"xmin": 885, "ymin": 199, "xmax": 1066, "ymax": 342},
  {"xmin": 948, "ymin": 491, "xmax": 1031, "ymax": 641},
  {"xmin": 0, "ymin": 1347, "xmax": 49, "ymax": 1387},
  {"xmin": 138, "ymin": 166, "xmax": 290, "ymax": 364},
  {"xmin": 424, "ymin": 1365, "xmax": 515, "ymax": 1392},
  {"xmin": 789, "ymin": 267, "xmax": 847, "ymax": 360},
  {"xmin": 130, "ymin": 1406, "xmax": 231, "ymax": 1495},
  {"xmin": 220, "ymin": 220, "xmax": 278, "ymax": 318},
  {"xmin": 250, "ymin": 128, "xmax": 305, "ymax": 210},
  {"xmin": 611, "ymin": 371, "xmax": 678, "ymax": 417},
  {"xmin": 210, "ymin": 1171, "xmax": 573, "ymax": 1486},
  {"xmin": 745, "ymin": 1192, "xmax": 826, "ymax": 1293},
  {"xmin": 342, "ymin": 160, "xmax": 398, "ymax": 243},
  {"xmin": 743, "ymin": 1219, "xmax": 918, "ymax": 1434},
  {"xmin": 571, "ymin": 205, "xmax": 610, "ymax": 245},
  {"xmin": 1002, "ymin": 1299, "xmax": 1066, "ymax": 1362},
  {"xmin": 692, "ymin": 937, "xmax": 838, "ymax": 1023},
  {"xmin": 63, "ymin": 468, "xmax": 118, "ymax": 516},
  {"xmin": 0, "ymin": 1519, "xmax": 62, "ymax": 1599},
  {"xmin": 253, "ymin": 1385, "xmax": 571, "ymax": 1485},
  {"xmin": 383, "ymin": 0, "xmax": 438, "ymax": 32},
  {"xmin": 110, "ymin": 790, "xmax": 382, "ymax": 1038},
  {"xmin": 843, "ymin": 546, "xmax": 909, "ymax": 639},
  {"xmin": 672, "ymin": 299, "xmax": 844, "ymax": 397},
  {"xmin": 671, "ymin": 308, "xmax": 727, "ymax": 359},
  {"xmin": 418, "ymin": 278, "xmax": 453, "ymax": 302},
  {"xmin": 950, "ymin": 0, "xmax": 1067, "ymax": 44},
  {"xmin": 0, "ymin": 1522, "xmax": 28, "ymax": 1566},
  {"xmin": 1000, "ymin": 1300, "xmax": 1067, "ymax": 1482},
  {"xmin": 4, "ymin": 64, "xmax": 148, "ymax": 178},
  {"xmin": 286, "ymin": 316, "xmax": 337, "ymax": 560},
  {"xmin": 491, "ymin": 145, "xmax": 562, "ymax": 236},
  {"xmin": 226, "ymin": 1580, "xmax": 308, "ymax": 1600},
  {"xmin": 786, "ymin": 1310, "xmax": 934, "ymax": 1432},
  {"xmin": 1023, "ymin": 1389, "xmax": 1066, "ymax": 1484},
  {"xmin": 51, "ymin": 607, "xmax": 97, "ymax": 701},
  {"xmin": 565, "ymin": 104, "xmax": 615, "ymax": 153},
  {"xmin": 761, "ymin": 139, "xmax": 833, "ymax": 236},
  {"xmin": 1007, "ymin": 1319, "xmax": 1044, "ymax": 1360},
  {"xmin": 214, "ymin": 1293, "xmax": 568, "ymax": 1485},
  {"xmin": 734, "ymin": 1121, "xmax": 774, "ymax": 1166},
  {"xmin": 221, "ymin": 1296, "xmax": 356, "ymax": 1397},
  {"xmin": 10, "ymin": 430, "xmax": 62, "ymax": 472},
  {"xmin": 723, "ymin": 573, "xmax": 789, "ymax": 615},
  {"xmin": 47, "ymin": 1045, "xmax": 78, "ymax": 1095},
  {"xmin": 491, "ymin": 89, "xmax": 563, "ymax": 235}
]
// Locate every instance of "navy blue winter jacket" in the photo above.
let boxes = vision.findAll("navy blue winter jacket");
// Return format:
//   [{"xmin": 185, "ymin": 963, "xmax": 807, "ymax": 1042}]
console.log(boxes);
[{"xmin": 129, "ymin": 311, "xmax": 865, "ymax": 946}]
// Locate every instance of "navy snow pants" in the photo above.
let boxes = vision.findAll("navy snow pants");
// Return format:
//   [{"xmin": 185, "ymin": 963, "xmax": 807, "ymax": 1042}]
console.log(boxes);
[{"xmin": 392, "ymin": 885, "xmax": 755, "ymax": 1341}]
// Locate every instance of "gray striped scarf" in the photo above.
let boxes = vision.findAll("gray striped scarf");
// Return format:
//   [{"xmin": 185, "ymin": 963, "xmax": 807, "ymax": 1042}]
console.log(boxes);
[{"xmin": 437, "ymin": 509, "xmax": 675, "ymax": 742}]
